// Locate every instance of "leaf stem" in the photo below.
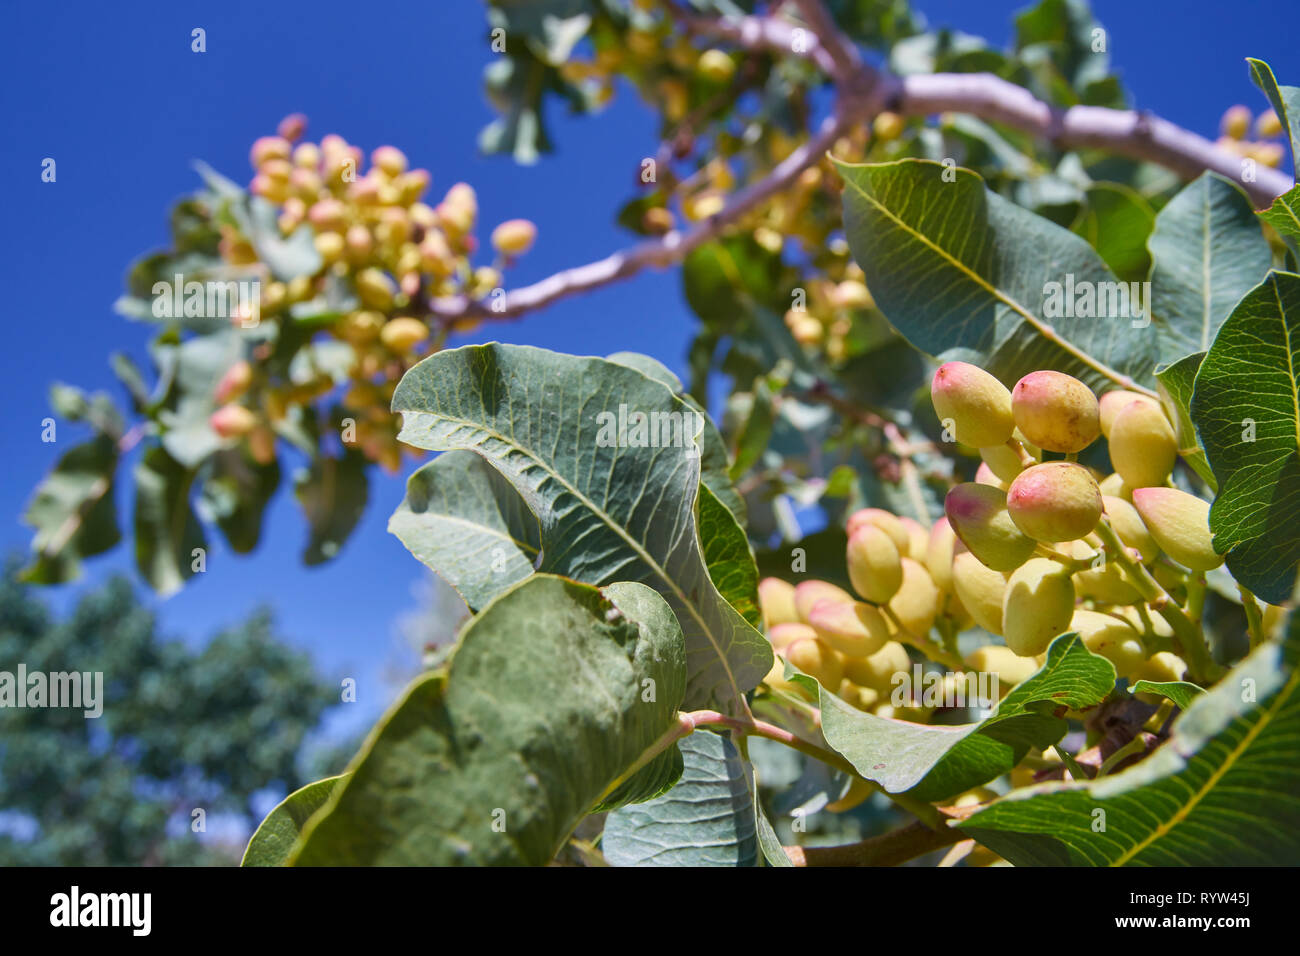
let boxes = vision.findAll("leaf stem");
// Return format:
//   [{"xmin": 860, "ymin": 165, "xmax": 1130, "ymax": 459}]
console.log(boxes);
[
  {"xmin": 683, "ymin": 709, "xmax": 944, "ymax": 828},
  {"xmin": 1238, "ymin": 584, "xmax": 1266, "ymax": 648},
  {"xmin": 881, "ymin": 606, "xmax": 966, "ymax": 670}
]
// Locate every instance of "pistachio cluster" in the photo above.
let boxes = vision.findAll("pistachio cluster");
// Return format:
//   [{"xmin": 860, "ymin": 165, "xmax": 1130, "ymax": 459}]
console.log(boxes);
[
  {"xmin": 1216, "ymin": 104, "xmax": 1286, "ymax": 168},
  {"xmin": 208, "ymin": 114, "xmax": 537, "ymax": 472}
]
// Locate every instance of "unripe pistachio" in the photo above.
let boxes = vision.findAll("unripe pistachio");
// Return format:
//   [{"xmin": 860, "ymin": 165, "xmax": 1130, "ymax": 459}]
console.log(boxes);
[
  {"xmin": 380, "ymin": 317, "xmax": 428, "ymax": 353},
  {"xmin": 1257, "ymin": 109, "xmax": 1284, "ymax": 138},
  {"xmin": 1099, "ymin": 389, "xmax": 1161, "ymax": 438},
  {"xmin": 250, "ymin": 135, "xmax": 291, "ymax": 169},
  {"xmin": 924, "ymin": 518, "xmax": 960, "ymax": 592},
  {"xmin": 696, "ymin": 48, "xmax": 736, "ymax": 83},
  {"xmin": 1071, "ymin": 609, "xmax": 1145, "ymax": 678},
  {"xmin": 345, "ymin": 223, "xmax": 374, "ymax": 261},
  {"xmin": 259, "ymin": 158, "xmax": 292, "ymax": 184},
  {"xmin": 1221, "ymin": 104, "xmax": 1252, "ymax": 139},
  {"xmin": 308, "ymin": 198, "xmax": 347, "ymax": 232},
  {"xmin": 761, "ymin": 655, "xmax": 798, "ymax": 695},
  {"xmin": 1256, "ymin": 143, "xmax": 1284, "ymax": 168},
  {"xmin": 409, "ymin": 202, "xmax": 438, "ymax": 230},
  {"xmin": 842, "ymin": 641, "xmax": 909, "ymax": 692},
  {"xmin": 1098, "ymin": 471, "xmax": 1133, "ymax": 501},
  {"xmin": 758, "ymin": 577, "xmax": 799, "ymax": 628},
  {"xmin": 873, "ymin": 111, "xmax": 905, "ymax": 141},
  {"xmin": 887, "ymin": 558, "xmax": 941, "ymax": 637},
  {"xmin": 214, "ymin": 360, "xmax": 253, "ymax": 404},
  {"xmin": 1002, "ymin": 558, "xmax": 1075, "ymax": 657},
  {"xmin": 979, "ymin": 442, "xmax": 1025, "ymax": 484},
  {"xmin": 793, "ymin": 580, "xmax": 855, "ymax": 623},
  {"xmin": 945, "ymin": 482, "xmax": 1037, "ymax": 572},
  {"xmin": 1007, "ymin": 462, "xmax": 1102, "ymax": 542},
  {"xmin": 808, "ymin": 599, "xmax": 890, "ymax": 657},
  {"xmin": 845, "ymin": 507, "xmax": 911, "ymax": 553},
  {"xmin": 1103, "ymin": 495, "xmax": 1158, "ymax": 563},
  {"xmin": 355, "ymin": 268, "xmax": 396, "ymax": 311},
  {"xmin": 786, "ymin": 314, "xmax": 823, "ymax": 345},
  {"xmin": 314, "ymin": 231, "xmax": 345, "ymax": 264},
  {"xmin": 846, "ymin": 525, "xmax": 903, "ymax": 604},
  {"xmin": 784, "ymin": 635, "xmax": 844, "ymax": 690},
  {"xmin": 826, "ymin": 773, "xmax": 876, "ymax": 812},
  {"xmin": 966, "ymin": 644, "xmax": 1039, "ymax": 687},
  {"xmin": 338, "ymin": 310, "xmax": 384, "ymax": 345},
  {"xmin": 210, "ymin": 403, "xmax": 258, "ymax": 438},
  {"xmin": 833, "ymin": 279, "xmax": 873, "ymax": 310},
  {"xmin": 898, "ymin": 516, "xmax": 929, "ymax": 561},
  {"xmin": 491, "ymin": 218, "xmax": 538, "ymax": 258},
  {"xmin": 1010, "ymin": 371, "xmax": 1100, "ymax": 453},
  {"xmin": 250, "ymin": 174, "xmax": 290, "ymax": 204},
  {"xmin": 289, "ymin": 166, "xmax": 323, "ymax": 198},
  {"xmin": 930, "ymin": 362, "xmax": 1015, "ymax": 447},
  {"xmin": 292, "ymin": 142, "xmax": 321, "ymax": 169},
  {"xmin": 1132, "ymin": 650, "xmax": 1187, "ymax": 685},
  {"xmin": 371, "ymin": 145, "xmax": 408, "ymax": 177},
  {"xmin": 1109, "ymin": 398, "xmax": 1177, "ymax": 489},
  {"xmin": 396, "ymin": 169, "xmax": 430, "ymax": 204},
  {"xmin": 952, "ymin": 552, "xmax": 1007, "ymax": 635},
  {"xmin": 396, "ymin": 244, "xmax": 422, "ymax": 277},
  {"xmin": 974, "ymin": 462, "xmax": 1007, "ymax": 490},
  {"xmin": 248, "ymin": 425, "xmax": 277, "ymax": 465},
  {"xmin": 1067, "ymin": 540, "xmax": 1142, "ymax": 604},
  {"xmin": 767, "ymin": 621, "xmax": 816, "ymax": 652},
  {"xmin": 1131, "ymin": 487, "xmax": 1222, "ymax": 571},
  {"xmin": 277, "ymin": 113, "xmax": 307, "ymax": 143},
  {"xmin": 642, "ymin": 206, "xmax": 675, "ymax": 234}
]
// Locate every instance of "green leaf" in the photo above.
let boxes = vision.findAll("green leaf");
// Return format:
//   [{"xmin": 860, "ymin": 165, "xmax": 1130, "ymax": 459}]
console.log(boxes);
[
  {"xmin": 698, "ymin": 483, "xmax": 762, "ymax": 631},
  {"xmin": 158, "ymin": 331, "xmax": 243, "ymax": 468},
  {"xmin": 605, "ymin": 350, "xmax": 747, "ymax": 525},
  {"xmin": 1154, "ymin": 353, "xmax": 1216, "ymax": 489},
  {"xmin": 1131, "ymin": 680, "xmax": 1204, "ymax": 710},
  {"xmin": 1190, "ymin": 270, "xmax": 1300, "ymax": 604},
  {"xmin": 391, "ymin": 344, "xmax": 772, "ymax": 716},
  {"xmin": 241, "ymin": 776, "xmax": 344, "ymax": 867},
  {"xmin": 291, "ymin": 575, "xmax": 687, "ymax": 865},
  {"xmin": 962, "ymin": 611, "xmax": 1300, "ymax": 865},
  {"xmin": 388, "ymin": 449, "xmax": 541, "ymax": 611},
  {"xmin": 134, "ymin": 446, "xmax": 205, "ymax": 597},
  {"xmin": 728, "ymin": 382, "xmax": 774, "ymax": 480},
  {"xmin": 792, "ymin": 633, "xmax": 1115, "ymax": 801},
  {"xmin": 20, "ymin": 437, "xmax": 121, "ymax": 585},
  {"xmin": 1148, "ymin": 173, "xmax": 1272, "ymax": 363},
  {"xmin": 294, "ymin": 449, "xmax": 369, "ymax": 566},
  {"xmin": 1260, "ymin": 185, "xmax": 1300, "ymax": 242},
  {"xmin": 199, "ymin": 449, "xmax": 281, "ymax": 554},
  {"xmin": 836, "ymin": 158, "xmax": 1155, "ymax": 394},
  {"xmin": 603, "ymin": 731, "xmax": 759, "ymax": 867},
  {"xmin": 1248, "ymin": 58, "xmax": 1300, "ymax": 168},
  {"xmin": 1071, "ymin": 183, "xmax": 1154, "ymax": 283}
]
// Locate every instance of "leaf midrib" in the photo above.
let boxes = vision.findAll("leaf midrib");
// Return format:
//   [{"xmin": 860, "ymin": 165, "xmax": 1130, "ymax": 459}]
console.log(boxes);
[
  {"xmin": 838, "ymin": 167, "xmax": 1150, "ymax": 394},
  {"xmin": 1110, "ymin": 656, "xmax": 1299, "ymax": 865},
  {"xmin": 412, "ymin": 410, "xmax": 747, "ymax": 710}
]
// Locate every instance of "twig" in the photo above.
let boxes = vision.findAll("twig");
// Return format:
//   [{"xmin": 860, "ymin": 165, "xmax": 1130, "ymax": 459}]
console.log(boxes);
[{"xmin": 784, "ymin": 819, "xmax": 963, "ymax": 866}]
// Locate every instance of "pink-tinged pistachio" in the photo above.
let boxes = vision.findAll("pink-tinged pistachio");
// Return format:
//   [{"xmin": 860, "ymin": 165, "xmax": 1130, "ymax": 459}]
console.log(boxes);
[
  {"xmin": 808, "ymin": 599, "xmax": 890, "ymax": 657},
  {"xmin": 793, "ymin": 580, "xmax": 855, "ymax": 623},
  {"xmin": 1131, "ymin": 487, "xmax": 1222, "ymax": 571},
  {"xmin": 1098, "ymin": 389, "xmax": 1161, "ymax": 438},
  {"xmin": 210, "ymin": 404, "xmax": 258, "ymax": 438},
  {"xmin": 1006, "ymin": 462, "xmax": 1102, "ymax": 542},
  {"xmin": 846, "ymin": 525, "xmax": 903, "ymax": 604},
  {"xmin": 491, "ymin": 219, "xmax": 538, "ymax": 258},
  {"xmin": 1109, "ymin": 399, "xmax": 1177, "ymax": 489},
  {"xmin": 930, "ymin": 361, "xmax": 1015, "ymax": 447},
  {"xmin": 250, "ymin": 135, "xmax": 291, "ymax": 169},
  {"xmin": 758, "ymin": 577, "xmax": 799, "ymax": 628},
  {"xmin": 214, "ymin": 360, "xmax": 253, "ymax": 404},
  {"xmin": 371, "ymin": 145, "xmax": 409, "ymax": 177},
  {"xmin": 945, "ymin": 483, "xmax": 1036, "ymax": 572},
  {"xmin": 1010, "ymin": 370, "xmax": 1100, "ymax": 453}
]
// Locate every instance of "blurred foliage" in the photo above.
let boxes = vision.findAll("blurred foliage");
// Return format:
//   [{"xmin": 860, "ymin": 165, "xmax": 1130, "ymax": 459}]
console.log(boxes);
[{"xmin": 0, "ymin": 563, "xmax": 342, "ymax": 864}]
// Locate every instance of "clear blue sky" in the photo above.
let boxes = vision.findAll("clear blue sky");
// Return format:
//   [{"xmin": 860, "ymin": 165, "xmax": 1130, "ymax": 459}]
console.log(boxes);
[{"xmin": 1, "ymin": 0, "xmax": 1296, "ymax": 735}]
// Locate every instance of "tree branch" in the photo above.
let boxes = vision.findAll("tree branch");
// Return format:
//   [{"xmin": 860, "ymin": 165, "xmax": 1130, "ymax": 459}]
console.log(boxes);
[
  {"xmin": 784, "ymin": 819, "xmax": 964, "ymax": 866},
  {"xmin": 435, "ymin": 6, "xmax": 1292, "ymax": 326}
]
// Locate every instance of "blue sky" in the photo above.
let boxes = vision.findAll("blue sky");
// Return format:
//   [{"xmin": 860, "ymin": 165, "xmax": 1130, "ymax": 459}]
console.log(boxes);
[{"xmin": 1, "ymin": 0, "xmax": 1296, "ymax": 738}]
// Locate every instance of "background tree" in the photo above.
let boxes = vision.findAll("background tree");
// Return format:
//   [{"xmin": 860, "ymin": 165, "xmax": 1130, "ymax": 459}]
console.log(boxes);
[{"xmin": 0, "ymin": 563, "xmax": 341, "ymax": 865}]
